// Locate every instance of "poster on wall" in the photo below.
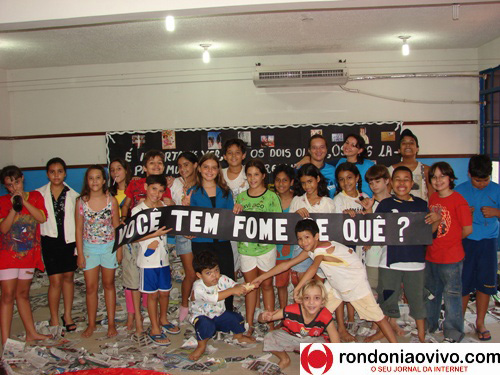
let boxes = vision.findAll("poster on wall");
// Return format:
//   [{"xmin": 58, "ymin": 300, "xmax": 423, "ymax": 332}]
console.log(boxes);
[{"xmin": 106, "ymin": 122, "xmax": 401, "ymax": 177}]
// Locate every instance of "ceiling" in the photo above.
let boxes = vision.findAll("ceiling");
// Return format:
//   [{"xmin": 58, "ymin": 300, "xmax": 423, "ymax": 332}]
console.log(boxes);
[{"xmin": 0, "ymin": 2, "xmax": 499, "ymax": 69}]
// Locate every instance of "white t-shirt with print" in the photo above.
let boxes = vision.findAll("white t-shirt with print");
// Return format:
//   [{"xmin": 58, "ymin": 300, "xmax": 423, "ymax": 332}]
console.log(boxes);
[
  {"xmin": 189, "ymin": 274, "xmax": 236, "ymax": 323},
  {"xmin": 222, "ymin": 168, "xmax": 249, "ymax": 201},
  {"xmin": 131, "ymin": 201, "xmax": 169, "ymax": 269}
]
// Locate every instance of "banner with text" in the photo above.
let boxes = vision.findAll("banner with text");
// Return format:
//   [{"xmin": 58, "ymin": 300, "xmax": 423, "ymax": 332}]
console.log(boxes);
[
  {"xmin": 113, "ymin": 206, "xmax": 431, "ymax": 250},
  {"xmin": 106, "ymin": 122, "xmax": 401, "ymax": 176}
]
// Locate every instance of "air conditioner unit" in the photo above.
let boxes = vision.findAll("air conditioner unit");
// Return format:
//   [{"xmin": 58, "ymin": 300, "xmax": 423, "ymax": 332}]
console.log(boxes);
[{"xmin": 253, "ymin": 65, "xmax": 349, "ymax": 87}]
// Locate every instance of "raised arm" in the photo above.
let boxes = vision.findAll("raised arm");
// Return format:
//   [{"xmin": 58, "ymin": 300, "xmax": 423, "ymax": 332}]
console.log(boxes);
[
  {"xmin": 258, "ymin": 308, "xmax": 284, "ymax": 323},
  {"xmin": 252, "ymin": 249, "xmax": 310, "ymax": 287},
  {"xmin": 293, "ymin": 255, "xmax": 323, "ymax": 300}
]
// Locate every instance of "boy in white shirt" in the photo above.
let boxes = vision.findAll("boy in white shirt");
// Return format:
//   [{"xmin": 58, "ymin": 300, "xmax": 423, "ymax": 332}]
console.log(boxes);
[
  {"xmin": 253, "ymin": 219, "xmax": 397, "ymax": 343},
  {"xmin": 189, "ymin": 251, "xmax": 255, "ymax": 361},
  {"xmin": 131, "ymin": 175, "xmax": 178, "ymax": 346}
]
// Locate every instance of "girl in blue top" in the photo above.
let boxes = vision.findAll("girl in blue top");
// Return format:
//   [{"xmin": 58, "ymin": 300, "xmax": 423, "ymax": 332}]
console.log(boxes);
[
  {"xmin": 336, "ymin": 134, "xmax": 375, "ymax": 197},
  {"xmin": 186, "ymin": 153, "xmax": 235, "ymax": 311}
]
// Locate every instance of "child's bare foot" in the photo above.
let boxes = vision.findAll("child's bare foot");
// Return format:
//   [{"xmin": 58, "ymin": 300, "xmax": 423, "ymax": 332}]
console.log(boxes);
[
  {"xmin": 278, "ymin": 356, "xmax": 291, "ymax": 370},
  {"xmin": 126, "ymin": 314, "xmax": 135, "ymax": 331},
  {"xmin": 234, "ymin": 333, "xmax": 256, "ymax": 343},
  {"xmin": 364, "ymin": 329, "xmax": 385, "ymax": 343},
  {"xmin": 107, "ymin": 325, "xmax": 118, "ymax": 338},
  {"xmin": 189, "ymin": 341, "xmax": 207, "ymax": 361},
  {"xmin": 26, "ymin": 332, "xmax": 52, "ymax": 342},
  {"xmin": 245, "ymin": 326, "xmax": 255, "ymax": 336},
  {"xmin": 49, "ymin": 317, "xmax": 59, "ymax": 327},
  {"xmin": 81, "ymin": 325, "xmax": 97, "ymax": 338},
  {"xmin": 389, "ymin": 318, "xmax": 405, "ymax": 336}
]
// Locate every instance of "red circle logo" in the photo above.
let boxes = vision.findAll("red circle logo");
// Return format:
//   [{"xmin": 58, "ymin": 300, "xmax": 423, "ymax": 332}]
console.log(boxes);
[{"xmin": 300, "ymin": 344, "xmax": 334, "ymax": 374}]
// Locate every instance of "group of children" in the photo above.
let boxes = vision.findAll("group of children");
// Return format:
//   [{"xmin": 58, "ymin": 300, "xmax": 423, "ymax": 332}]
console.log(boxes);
[{"xmin": 0, "ymin": 131, "xmax": 499, "ymax": 370}]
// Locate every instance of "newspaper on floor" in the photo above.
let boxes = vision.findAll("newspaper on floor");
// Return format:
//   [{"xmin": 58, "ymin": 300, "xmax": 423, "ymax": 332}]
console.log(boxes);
[{"xmin": 243, "ymin": 359, "xmax": 283, "ymax": 375}]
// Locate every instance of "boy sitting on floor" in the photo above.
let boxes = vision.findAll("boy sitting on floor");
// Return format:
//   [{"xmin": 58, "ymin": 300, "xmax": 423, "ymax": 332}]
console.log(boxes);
[{"xmin": 189, "ymin": 251, "xmax": 255, "ymax": 361}]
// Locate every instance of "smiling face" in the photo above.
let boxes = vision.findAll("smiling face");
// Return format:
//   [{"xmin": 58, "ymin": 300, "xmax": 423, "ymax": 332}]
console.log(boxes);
[
  {"xmin": 246, "ymin": 166, "xmax": 266, "ymax": 190},
  {"xmin": 337, "ymin": 170, "xmax": 359, "ymax": 196},
  {"xmin": 300, "ymin": 174, "xmax": 320, "ymax": 197},
  {"xmin": 301, "ymin": 285, "xmax": 324, "ymax": 316},
  {"xmin": 47, "ymin": 162, "xmax": 66, "ymax": 187},
  {"xmin": 342, "ymin": 136, "xmax": 362, "ymax": 159},
  {"xmin": 87, "ymin": 169, "xmax": 106, "ymax": 193},
  {"xmin": 399, "ymin": 136, "xmax": 419, "ymax": 158},
  {"xmin": 296, "ymin": 230, "xmax": 319, "ymax": 253},
  {"xmin": 430, "ymin": 167, "xmax": 452, "ymax": 193},
  {"xmin": 197, "ymin": 265, "xmax": 221, "ymax": 287},
  {"xmin": 392, "ymin": 169, "xmax": 413, "ymax": 200},
  {"xmin": 224, "ymin": 144, "xmax": 246, "ymax": 168},
  {"xmin": 309, "ymin": 137, "xmax": 328, "ymax": 164},
  {"xmin": 274, "ymin": 171, "xmax": 293, "ymax": 196},
  {"xmin": 144, "ymin": 156, "xmax": 165, "ymax": 176},
  {"xmin": 199, "ymin": 159, "xmax": 219, "ymax": 183},
  {"xmin": 110, "ymin": 161, "xmax": 126, "ymax": 186},
  {"xmin": 144, "ymin": 182, "xmax": 165, "ymax": 205},
  {"xmin": 177, "ymin": 157, "xmax": 197, "ymax": 180}
]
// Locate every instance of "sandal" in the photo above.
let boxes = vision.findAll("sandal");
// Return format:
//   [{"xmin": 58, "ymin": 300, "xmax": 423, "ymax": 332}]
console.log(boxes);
[
  {"xmin": 61, "ymin": 315, "xmax": 77, "ymax": 332},
  {"xmin": 148, "ymin": 332, "xmax": 171, "ymax": 346},
  {"xmin": 476, "ymin": 328, "xmax": 492, "ymax": 341},
  {"xmin": 162, "ymin": 323, "xmax": 180, "ymax": 335}
]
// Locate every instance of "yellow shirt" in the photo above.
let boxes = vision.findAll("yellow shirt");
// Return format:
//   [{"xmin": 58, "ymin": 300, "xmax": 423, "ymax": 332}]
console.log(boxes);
[{"xmin": 115, "ymin": 189, "xmax": 126, "ymax": 216}]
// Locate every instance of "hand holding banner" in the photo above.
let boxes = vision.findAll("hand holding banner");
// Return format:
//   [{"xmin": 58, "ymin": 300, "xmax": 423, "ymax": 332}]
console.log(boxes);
[{"xmin": 113, "ymin": 206, "xmax": 432, "ymax": 251}]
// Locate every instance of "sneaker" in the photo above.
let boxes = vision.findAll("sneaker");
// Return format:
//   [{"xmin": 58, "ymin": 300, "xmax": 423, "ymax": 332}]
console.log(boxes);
[{"xmin": 442, "ymin": 337, "xmax": 458, "ymax": 343}]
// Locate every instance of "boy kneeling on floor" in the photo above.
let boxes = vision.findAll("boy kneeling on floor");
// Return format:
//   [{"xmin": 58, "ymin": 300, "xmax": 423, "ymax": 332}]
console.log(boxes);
[{"xmin": 189, "ymin": 251, "xmax": 255, "ymax": 361}]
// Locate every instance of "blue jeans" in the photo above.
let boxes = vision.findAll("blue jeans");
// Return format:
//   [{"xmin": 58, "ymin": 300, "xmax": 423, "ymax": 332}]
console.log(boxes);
[
  {"xmin": 425, "ymin": 261, "xmax": 464, "ymax": 342},
  {"xmin": 194, "ymin": 311, "xmax": 245, "ymax": 341}
]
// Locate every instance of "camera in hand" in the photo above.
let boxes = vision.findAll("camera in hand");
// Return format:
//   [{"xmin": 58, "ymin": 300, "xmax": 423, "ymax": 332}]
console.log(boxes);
[{"xmin": 12, "ymin": 195, "xmax": 23, "ymax": 212}]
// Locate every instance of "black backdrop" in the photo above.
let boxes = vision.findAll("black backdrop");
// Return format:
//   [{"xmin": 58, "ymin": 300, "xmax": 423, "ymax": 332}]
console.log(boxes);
[{"xmin": 106, "ymin": 122, "xmax": 401, "ymax": 176}]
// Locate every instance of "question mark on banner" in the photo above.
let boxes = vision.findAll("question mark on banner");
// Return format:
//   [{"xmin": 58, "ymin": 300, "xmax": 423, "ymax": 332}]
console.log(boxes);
[{"xmin": 398, "ymin": 217, "xmax": 410, "ymax": 242}]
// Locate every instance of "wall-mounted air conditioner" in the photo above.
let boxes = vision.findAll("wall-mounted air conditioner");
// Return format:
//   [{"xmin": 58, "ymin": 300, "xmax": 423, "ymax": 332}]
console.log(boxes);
[{"xmin": 253, "ymin": 65, "xmax": 349, "ymax": 87}]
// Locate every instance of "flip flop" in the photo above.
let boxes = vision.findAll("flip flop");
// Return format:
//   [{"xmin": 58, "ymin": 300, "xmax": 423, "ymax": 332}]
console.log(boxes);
[
  {"xmin": 61, "ymin": 315, "xmax": 77, "ymax": 332},
  {"xmin": 476, "ymin": 328, "xmax": 492, "ymax": 341},
  {"xmin": 162, "ymin": 323, "xmax": 180, "ymax": 335},
  {"xmin": 148, "ymin": 332, "xmax": 171, "ymax": 346}
]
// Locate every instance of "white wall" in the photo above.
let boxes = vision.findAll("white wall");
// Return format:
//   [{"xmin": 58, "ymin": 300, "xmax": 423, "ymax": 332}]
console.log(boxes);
[
  {"xmin": 0, "ymin": 68, "xmax": 13, "ymax": 166},
  {"xmin": 478, "ymin": 35, "xmax": 500, "ymax": 71},
  {"xmin": 4, "ymin": 47, "xmax": 481, "ymax": 168}
]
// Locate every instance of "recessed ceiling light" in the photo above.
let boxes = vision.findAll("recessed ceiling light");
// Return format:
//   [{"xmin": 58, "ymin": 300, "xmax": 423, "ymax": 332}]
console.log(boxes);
[
  {"xmin": 165, "ymin": 15, "xmax": 175, "ymax": 32},
  {"xmin": 200, "ymin": 44, "xmax": 211, "ymax": 63},
  {"xmin": 399, "ymin": 36, "xmax": 411, "ymax": 56}
]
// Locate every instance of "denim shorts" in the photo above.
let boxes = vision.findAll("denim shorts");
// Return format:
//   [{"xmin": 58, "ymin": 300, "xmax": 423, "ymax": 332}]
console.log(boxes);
[
  {"xmin": 83, "ymin": 241, "xmax": 117, "ymax": 271},
  {"xmin": 175, "ymin": 235, "xmax": 192, "ymax": 256},
  {"xmin": 462, "ymin": 238, "xmax": 498, "ymax": 296}
]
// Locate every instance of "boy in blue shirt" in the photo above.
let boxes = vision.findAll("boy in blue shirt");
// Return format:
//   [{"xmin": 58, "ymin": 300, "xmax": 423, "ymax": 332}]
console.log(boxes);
[{"xmin": 456, "ymin": 154, "xmax": 500, "ymax": 341}]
